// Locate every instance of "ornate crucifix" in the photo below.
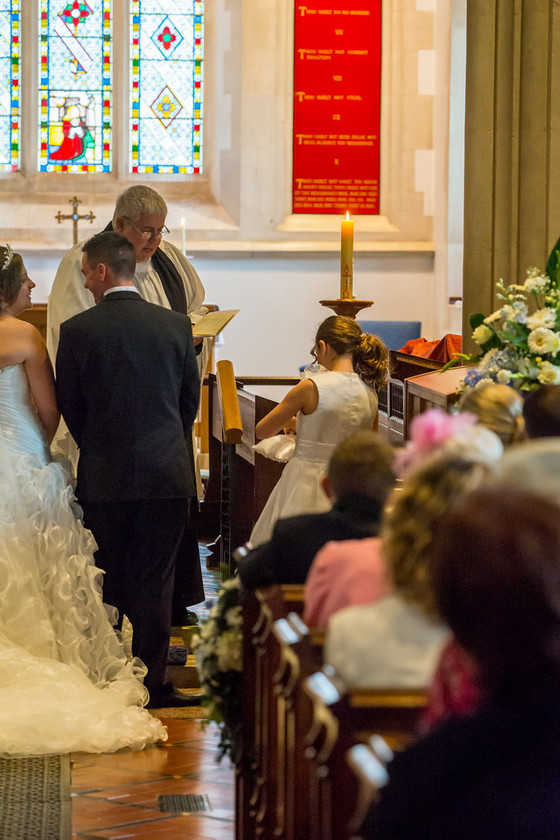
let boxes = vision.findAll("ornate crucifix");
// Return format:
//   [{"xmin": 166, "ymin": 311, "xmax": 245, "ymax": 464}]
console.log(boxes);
[{"xmin": 55, "ymin": 196, "xmax": 96, "ymax": 245}]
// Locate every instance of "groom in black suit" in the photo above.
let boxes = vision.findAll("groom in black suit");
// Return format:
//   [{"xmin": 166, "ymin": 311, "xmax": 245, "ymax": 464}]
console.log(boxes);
[{"xmin": 56, "ymin": 232, "xmax": 200, "ymax": 707}]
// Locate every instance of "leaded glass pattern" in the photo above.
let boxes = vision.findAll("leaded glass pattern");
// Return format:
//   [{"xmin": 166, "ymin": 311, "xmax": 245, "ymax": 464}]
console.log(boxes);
[
  {"xmin": 130, "ymin": 0, "xmax": 203, "ymax": 175},
  {"xmin": 0, "ymin": 0, "xmax": 20, "ymax": 172},
  {"xmin": 38, "ymin": 0, "xmax": 112, "ymax": 172}
]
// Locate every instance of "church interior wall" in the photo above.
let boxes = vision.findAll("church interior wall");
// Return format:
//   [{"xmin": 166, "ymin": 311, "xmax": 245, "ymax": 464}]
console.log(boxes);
[{"xmin": 2, "ymin": 0, "xmax": 461, "ymax": 376}]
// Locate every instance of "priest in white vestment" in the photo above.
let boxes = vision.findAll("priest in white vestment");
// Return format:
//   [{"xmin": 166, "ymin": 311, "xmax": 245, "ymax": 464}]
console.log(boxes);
[
  {"xmin": 47, "ymin": 187, "xmax": 208, "ymax": 360},
  {"xmin": 47, "ymin": 185, "xmax": 209, "ymax": 620}
]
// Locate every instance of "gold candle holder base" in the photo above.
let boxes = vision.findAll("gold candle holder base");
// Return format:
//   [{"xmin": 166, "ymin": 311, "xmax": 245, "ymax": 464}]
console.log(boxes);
[{"xmin": 319, "ymin": 299, "xmax": 374, "ymax": 319}]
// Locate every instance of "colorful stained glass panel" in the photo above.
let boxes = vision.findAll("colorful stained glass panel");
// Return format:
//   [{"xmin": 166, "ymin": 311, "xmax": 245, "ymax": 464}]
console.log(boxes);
[
  {"xmin": 0, "ymin": 0, "xmax": 20, "ymax": 172},
  {"xmin": 130, "ymin": 0, "xmax": 203, "ymax": 174},
  {"xmin": 38, "ymin": 0, "xmax": 112, "ymax": 172}
]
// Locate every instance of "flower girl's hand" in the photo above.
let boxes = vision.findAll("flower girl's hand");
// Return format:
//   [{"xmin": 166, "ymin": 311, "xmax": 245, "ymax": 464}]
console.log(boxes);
[{"xmin": 282, "ymin": 416, "xmax": 297, "ymax": 435}]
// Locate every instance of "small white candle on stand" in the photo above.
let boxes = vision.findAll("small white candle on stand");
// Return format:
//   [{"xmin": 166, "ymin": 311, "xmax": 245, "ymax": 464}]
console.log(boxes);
[
  {"xmin": 181, "ymin": 217, "xmax": 186, "ymax": 256},
  {"xmin": 340, "ymin": 211, "xmax": 354, "ymax": 299}
]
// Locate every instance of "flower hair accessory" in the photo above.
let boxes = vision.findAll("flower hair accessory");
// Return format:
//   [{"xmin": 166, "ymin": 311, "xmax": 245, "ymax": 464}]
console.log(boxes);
[
  {"xmin": 395, "ymin": 408, "xmax": 503, "ymax": 477},
  {"xmin": 1, "ymin": 244, "xmax": 13, "ymax": 272}
]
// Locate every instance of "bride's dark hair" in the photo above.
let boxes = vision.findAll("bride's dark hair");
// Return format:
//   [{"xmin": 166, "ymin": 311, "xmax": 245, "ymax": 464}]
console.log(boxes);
[
  {"xmin": 313, "ymin": 315, "xmax": 390, "ymax": 390},
  {"xmin": 0, "ymin": 247, "xmax": 24, "ymax": 311}
]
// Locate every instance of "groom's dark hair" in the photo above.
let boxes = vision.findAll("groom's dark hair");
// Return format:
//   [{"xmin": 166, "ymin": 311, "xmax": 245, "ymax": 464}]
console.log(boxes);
[{"xmin": 82, "ymin": 232, "xmax": 136, "ymax": 280}]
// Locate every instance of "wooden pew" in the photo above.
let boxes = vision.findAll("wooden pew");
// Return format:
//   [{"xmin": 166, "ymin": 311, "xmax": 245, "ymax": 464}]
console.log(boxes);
[
  {"xmin": 346, "ymin": 735, "xmax": 394, "ymax": 837},
  {"xmin": 237, "ymin": 584, "xmax": 306, "ymax": 840},
  {"xmin": 237, "ymin": 587, "xmax": 426, "ymax": 840},
  {"xmin": 302, "ymin": 668, "xmax": 426, "ymax": 840},
  {"xmin": 272, "ymin": 613, "xmax": 325, "ymax": 840}
]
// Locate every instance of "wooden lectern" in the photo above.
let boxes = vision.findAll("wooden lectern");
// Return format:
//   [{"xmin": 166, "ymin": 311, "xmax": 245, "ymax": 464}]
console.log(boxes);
[{"xmin": 404, "ymin": 365, "xmax": 472, "ymax": 439}]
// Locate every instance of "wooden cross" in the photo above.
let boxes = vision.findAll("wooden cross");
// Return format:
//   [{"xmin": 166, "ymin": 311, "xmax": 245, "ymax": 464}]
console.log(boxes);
[{"xmin": 55, "ymin": 196, "xmax": 96, "ymax": 245}]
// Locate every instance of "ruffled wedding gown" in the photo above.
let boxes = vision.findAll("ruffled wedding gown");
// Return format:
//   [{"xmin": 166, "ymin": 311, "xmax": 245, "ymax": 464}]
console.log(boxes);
[{"xmin": 0, "ymin": 364, "xmax": 166, "ymax": 755}]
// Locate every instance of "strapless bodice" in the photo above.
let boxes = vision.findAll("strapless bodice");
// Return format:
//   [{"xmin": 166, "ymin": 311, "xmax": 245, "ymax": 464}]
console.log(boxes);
[{"xmin": 0, "ymin": 364, "xmax": 48, "ymax": 461}]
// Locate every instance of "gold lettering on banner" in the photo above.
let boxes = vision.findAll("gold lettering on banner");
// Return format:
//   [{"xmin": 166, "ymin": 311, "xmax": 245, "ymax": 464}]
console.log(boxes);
[{"xmin": 293, "ymin": 174, "xmax": 379, "ymax": 212}]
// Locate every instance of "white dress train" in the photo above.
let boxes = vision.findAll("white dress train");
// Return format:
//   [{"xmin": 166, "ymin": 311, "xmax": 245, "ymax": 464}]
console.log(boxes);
[{"xmin": 0, "ymin": 364, "xmax": 166, "ymax": 755}]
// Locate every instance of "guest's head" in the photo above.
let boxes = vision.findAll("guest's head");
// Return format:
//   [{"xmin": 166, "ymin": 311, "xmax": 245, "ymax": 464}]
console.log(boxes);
[
  {"xmin": 112, "ymin": 185, "xmax": 169, "ymax": 263},
  {"xmin": 322, "ymin": 431, "xmax": 396, "ymax": 506},
  {"xmin": 523, "ymin": 385, "xmax": 560, "ymax": 438},
  {"xmin": 0, "ymin": 245, "xmax": 35, "ymax": 316},
  {"xmin": 382, "ymin": 452, "xmax": 495, "ymax": 618},
  {"xmin": 458, "ymin": 383, "xmax": 525, "ymax": 447},
  {"xmin": 312, "ymin": 315, "xmax": 390, "ymax": 390},
  {"xmin": 498, "ymin": 437, "xmax": 560, "ymax": 506},
  {"xmin": 431, "ymin": 487, "xmax": 560, "ymax": 704},
  {"xmin": 395, "ymin": 408, "xmax": 504, "ymax": 478},
  {"xmin": 81, "ymin": 232, "xmax": 136, "ymax": 303}
]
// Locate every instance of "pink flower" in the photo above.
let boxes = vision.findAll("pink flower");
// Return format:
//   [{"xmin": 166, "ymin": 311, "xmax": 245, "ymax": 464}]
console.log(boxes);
[{"xmin": 395, "ymin": 409, "xmax": 478, "ymax": 477}]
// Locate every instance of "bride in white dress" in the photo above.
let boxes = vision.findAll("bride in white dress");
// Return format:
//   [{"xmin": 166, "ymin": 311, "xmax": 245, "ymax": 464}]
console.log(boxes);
[
  {"xmin": 0, "ymin": 245, "xmax": 166, "ymax": 755},
  {"xmin": 249, "ymin": 315, "xmax": 390, "ymax": 547}
]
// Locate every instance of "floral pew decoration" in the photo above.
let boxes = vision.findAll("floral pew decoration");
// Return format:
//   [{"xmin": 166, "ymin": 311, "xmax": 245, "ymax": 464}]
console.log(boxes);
[
  {"xmin": 192, "ymin": 577, "xmax": 243, "ymax": 763},
  {"xmin": 446, "ymin": 244, "xmax": 560, "ymax": 394}
]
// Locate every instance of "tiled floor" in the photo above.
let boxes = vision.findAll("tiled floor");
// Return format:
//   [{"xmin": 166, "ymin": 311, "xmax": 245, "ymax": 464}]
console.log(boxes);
[
  {"xmin": 71, "ymin": 720, "xmax": 234, "ymax": 839},
  {"xmin": 71, "ymin": 547, "xmax": 233, "ymax": 839}
]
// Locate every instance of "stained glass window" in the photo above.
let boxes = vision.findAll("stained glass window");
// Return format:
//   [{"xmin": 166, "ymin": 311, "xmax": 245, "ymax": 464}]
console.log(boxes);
[
  {"xmin": 130, "ymin": 0, "xmax": 203, "ymax": 174},
  {"xmin": 38, "ymin": 0, "xmax": 112, "ymax": 172},
  {"xmin": 0, "ymin": 0, "xmax": 20, "ymax": 172}
]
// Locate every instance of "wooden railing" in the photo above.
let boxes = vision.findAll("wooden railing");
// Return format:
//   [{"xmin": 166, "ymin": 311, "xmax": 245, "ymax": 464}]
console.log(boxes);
[{"xmin": 199, "ymin": 372, "xmax": 299, "ymax": 563}]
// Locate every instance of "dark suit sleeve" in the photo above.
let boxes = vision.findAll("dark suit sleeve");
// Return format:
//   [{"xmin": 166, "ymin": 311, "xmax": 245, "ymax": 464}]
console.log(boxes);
[
  {"xmin": 179, "ymin": 327, "xmax": 201, "ymax": 436},
  {"xmin": 237, "ymin": 541, "xmax": 278, "ymax": 591},
  {"xmin": 55, "ymin": 322, "xmax": 85, "ymax": 448}
]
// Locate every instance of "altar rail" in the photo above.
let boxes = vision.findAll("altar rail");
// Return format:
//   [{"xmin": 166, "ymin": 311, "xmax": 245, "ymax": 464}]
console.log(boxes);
[
  {"xmin": 236, "ymin": 585, "xmax": 426, "ymax": 840},
  {"xmin": 199, "ymin": 374, "xmax": 299, "ymax": 564}
]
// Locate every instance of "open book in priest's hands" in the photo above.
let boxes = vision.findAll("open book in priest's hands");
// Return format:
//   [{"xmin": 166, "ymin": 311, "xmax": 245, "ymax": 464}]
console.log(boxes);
[{"xmin": 192, "ymin": 309, "xmax": 239, "ymax": 338}]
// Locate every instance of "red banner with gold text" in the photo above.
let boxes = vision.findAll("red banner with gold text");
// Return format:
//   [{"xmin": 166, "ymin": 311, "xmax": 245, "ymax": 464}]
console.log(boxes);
[{"xmin": 292, "ymin": 1, "xmax": 381, "ymax": 214}]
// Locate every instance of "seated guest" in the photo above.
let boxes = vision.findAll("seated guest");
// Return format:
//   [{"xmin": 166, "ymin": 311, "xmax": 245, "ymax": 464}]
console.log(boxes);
[
  {"xmin": 325, "ymin": 444, "xmax": 498, "ymax": 689},
  {"xmin": 523, "ymin": 384, "xmax": 560, "ymax": 437},
  {"xmin": 423, "ymin": 435, "xmax": 560, "ymax": 731},
  {"xmin": 364, "ymin": 488, "xmax": 560, "ymax": 840},
  {"xmin": 458, "ymin": 382, "xmax": 525, "ymax": 447},
  {"xmin": 499, "ymin": 436, "xmax": 560, "ymax": 502},
  {"xmin": 236, "ymin": 432, "xmax": 395, "ymax": 591},
  {"xmin": 307, "ymin": 410, "xmax": 503, "ymax": 630},
  {"xmin": 304, "ymin": 535, "xmax": 387, "ymax": 629}
]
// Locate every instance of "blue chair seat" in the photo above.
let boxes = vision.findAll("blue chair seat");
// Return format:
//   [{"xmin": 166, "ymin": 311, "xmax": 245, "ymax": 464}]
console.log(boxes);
[{"xmin": 357, "ymin": 320, "xmax": 421, "ymax": 351}]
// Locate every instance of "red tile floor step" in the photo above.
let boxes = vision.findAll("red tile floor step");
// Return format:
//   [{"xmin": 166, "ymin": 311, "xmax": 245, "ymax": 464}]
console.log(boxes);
[{"xmin": 71, "ymin": 719, "xmax": 234, "ymax": 839}]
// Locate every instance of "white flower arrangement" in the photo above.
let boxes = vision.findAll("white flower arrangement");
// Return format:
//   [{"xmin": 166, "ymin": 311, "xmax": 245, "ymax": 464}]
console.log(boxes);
[
  {"xmin": 448, "ymin": 255, "xmax": 560, "ymax": 393},
  {"xmin": 192, "ymin": 577, "xmax": 243, "ymax": 763}
]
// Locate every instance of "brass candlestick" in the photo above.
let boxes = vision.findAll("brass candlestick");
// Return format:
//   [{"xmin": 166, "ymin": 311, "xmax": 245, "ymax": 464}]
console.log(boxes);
[{"xmin": 319, "ymin": 298, "xmax": 374, "ymax": 319}]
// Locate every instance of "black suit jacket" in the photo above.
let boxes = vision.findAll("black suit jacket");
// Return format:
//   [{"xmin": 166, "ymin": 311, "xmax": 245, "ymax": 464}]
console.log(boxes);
[
  {"xmin": 237, "ymin": 494, "xmax": 384, "ymax": 591},
  {"xmin": 56, "ymin": 291, "xmax": 200, "ymax": 503}
]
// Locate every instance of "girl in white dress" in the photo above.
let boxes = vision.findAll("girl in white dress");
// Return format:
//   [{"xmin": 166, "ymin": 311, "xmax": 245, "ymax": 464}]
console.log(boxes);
[
  {"xmin": 249, "ymin": 315, "xmax": 390, "ymax": 547},
  {"xmin": 0, "ymin": 245, "xmax": 166, "ymax": 755}
]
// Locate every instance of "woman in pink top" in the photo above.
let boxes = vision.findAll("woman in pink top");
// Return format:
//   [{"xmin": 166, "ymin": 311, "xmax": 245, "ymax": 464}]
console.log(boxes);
[{"xmin": 304, "ymin": 536, "xmax": 390, "ymax": 629}]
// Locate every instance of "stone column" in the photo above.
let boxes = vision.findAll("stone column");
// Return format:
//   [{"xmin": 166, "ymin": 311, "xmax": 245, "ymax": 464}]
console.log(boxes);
[{"xmin": 463, "ymin": 0, "xmax": 560, "ymax": 350}]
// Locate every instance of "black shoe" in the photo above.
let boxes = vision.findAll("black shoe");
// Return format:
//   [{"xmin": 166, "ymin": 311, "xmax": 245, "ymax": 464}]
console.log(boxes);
[
  {"xmin": 146, "ymin": 686, "xmax": 203, "ymax": 709},
  {"xmin": 171, "ymin": 609, "xmax": 199, "ymax": 627}
]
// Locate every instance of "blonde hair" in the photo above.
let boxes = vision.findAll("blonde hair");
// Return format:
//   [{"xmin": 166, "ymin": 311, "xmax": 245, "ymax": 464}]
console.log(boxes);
[
  {"xmin": 314, "ymin": 315, "xmax": 390, "ymax": 390},
  {"xmin": 459, "ymin": 383, "xmax": 525, "ymax": 447},
  {"xmin": 381, "ymin": 453, "xmax": 495, "ymax": 617}
]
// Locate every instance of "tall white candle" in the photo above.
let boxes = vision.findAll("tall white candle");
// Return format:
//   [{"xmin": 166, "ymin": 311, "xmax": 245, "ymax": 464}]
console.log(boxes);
[
  {"xmin": 340, "ymin": 212, "xmax": 354, "ymax": 299},
  {"xmin": 181, "ymin": 217, "xmax": 186, "ymax": 256}
]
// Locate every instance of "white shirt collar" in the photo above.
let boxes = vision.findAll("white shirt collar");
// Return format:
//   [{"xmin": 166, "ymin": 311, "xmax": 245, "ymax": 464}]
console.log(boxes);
[{"xmin": 103, "ymin": 285, "xmax": 140, "ymax": 297}]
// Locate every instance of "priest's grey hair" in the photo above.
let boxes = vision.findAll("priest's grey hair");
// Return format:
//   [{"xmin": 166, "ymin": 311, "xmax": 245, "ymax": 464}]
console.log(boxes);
[{"xmin": 113, "ymin": 185, "xmax": 167, "ymax": 225}]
